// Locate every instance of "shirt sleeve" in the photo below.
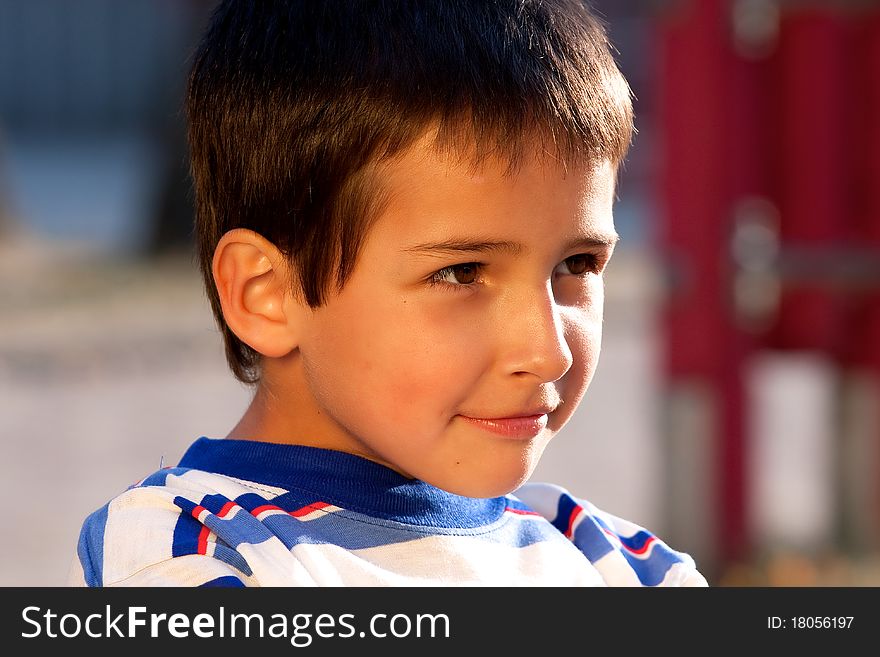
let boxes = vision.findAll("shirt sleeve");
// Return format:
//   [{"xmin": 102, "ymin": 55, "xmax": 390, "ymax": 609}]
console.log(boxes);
[{"xmin": 71, "ymin": 482, "xmax": 253, "ymax": 587}]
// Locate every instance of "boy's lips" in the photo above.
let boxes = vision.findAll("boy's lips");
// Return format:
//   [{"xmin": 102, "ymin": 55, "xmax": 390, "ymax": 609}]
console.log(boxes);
[{"xmin": 457, "ymin": 411, "xmax": 552, "ymax": 439}]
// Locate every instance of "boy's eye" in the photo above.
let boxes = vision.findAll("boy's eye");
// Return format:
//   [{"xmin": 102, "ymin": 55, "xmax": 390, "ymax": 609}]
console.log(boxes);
[
  {"xmin": 431, "ymin": 263, "xmax": 482, "ymax": 286},
  {"xmin": 555, "ymin": 253, "xmax": 598, "ymax": 276}
]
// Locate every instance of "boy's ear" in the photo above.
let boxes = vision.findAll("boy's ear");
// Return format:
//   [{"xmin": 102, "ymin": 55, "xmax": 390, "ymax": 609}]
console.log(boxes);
[{"xmin": 212, "ymin": 228, "xmax": 304, "ymax": 358}]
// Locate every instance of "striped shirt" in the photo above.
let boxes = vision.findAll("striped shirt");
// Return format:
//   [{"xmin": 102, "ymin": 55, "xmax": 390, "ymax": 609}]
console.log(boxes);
[{"xmin": 69, "ymin": 437, "xmax": 708, "ymax": 587}]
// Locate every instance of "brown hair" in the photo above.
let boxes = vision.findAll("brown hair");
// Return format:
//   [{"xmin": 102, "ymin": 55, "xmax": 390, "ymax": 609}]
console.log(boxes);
[{"xmin": 186, "ymin": 0, "xmax": 633, "ymax": 384}]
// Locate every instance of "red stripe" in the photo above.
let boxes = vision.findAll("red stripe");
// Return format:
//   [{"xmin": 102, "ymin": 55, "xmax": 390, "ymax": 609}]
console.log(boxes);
[
  {"xmin": 504, "ymin": 507, "xmax": 541, "ymax": 516},
  {"xmin": 602, "ymin": 528, "xmax": 656, "ymax": 555},
  {"xmin": 191, "ymin": 505, "xmax": 207, "ymax": 520},
  {"xmin": 217, "ymin": 501, "xmax": 237, "ymax": 518},
  {"xmin": 197, "ymin": 525, "xmax": 210, "ymax": 555},
  {"xmin": 565, "ymin": 505, "xmax": 582, "ymax": 539},
  {"xmin": 251, "ymin": 504, "xmax": 284, "ymax": 517},
  {"xmin": 290, "ymin": 502, "xmax": 331, "ymax": 518}
]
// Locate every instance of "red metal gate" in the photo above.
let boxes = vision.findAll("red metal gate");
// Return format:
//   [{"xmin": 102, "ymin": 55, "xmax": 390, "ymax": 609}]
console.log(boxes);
[{"xmin": 657, "ymin": 0, "xmax": 880, "ymax": 580}]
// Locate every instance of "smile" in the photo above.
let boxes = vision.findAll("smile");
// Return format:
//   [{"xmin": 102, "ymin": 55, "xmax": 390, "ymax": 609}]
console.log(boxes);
[{"xmin": 457, "ymin": 414, "xmax": 549, "ymax": 439}]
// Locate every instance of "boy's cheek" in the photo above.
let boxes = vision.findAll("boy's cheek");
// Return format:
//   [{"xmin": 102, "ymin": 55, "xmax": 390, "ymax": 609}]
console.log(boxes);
[
  {"xmin": 563, "ymin": 306, "xmax": 603, "ymax": 352},
  {"xmin": 572, "ymin": 285, "xmax": 606, "ymax": 323},
  {"xmin": 381, "ymin": 335, "xmax": 479, "ymax": 402},
  {"xmin": 560, "ymin": 322, "xmax": 603, "ymax": 394}
]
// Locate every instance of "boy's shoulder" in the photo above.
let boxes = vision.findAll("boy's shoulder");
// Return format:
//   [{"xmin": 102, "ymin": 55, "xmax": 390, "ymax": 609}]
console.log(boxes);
[
  {"xmin": 72, "ymin": 466, "xmax": 286, "ymax": 587},
  {"xmin": 512, "ymin": 482, "xmax": 709, "ymax": 587}
]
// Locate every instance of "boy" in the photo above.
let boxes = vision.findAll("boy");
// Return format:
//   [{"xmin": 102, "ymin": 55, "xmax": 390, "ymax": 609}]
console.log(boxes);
[{"xmin": 70, "ymin": 0, "xmax": 707, "ymax": 587}]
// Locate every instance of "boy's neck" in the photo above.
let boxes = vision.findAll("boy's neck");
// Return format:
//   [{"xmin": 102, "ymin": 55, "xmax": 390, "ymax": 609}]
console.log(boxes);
[{"xmin": 227, "ymin": 362, "xmax": 411, "ymax": 478}]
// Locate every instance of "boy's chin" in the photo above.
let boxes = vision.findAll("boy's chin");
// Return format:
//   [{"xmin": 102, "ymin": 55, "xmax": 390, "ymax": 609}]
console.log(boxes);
[{"xmin": 429, "ymin": 467, "xmax": 536, "ymax": 500}]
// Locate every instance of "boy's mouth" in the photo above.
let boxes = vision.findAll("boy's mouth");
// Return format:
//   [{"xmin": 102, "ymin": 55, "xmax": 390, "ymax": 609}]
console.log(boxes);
[{"xmin": 456, "ymin": 413, "xmax": 551, "ymax": 439}]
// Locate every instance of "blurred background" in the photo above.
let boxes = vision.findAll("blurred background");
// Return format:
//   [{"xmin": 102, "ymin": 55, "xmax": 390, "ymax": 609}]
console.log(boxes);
[{"xmin": 1, "ymin": 0, "xmax": 878, "ymax": 587}]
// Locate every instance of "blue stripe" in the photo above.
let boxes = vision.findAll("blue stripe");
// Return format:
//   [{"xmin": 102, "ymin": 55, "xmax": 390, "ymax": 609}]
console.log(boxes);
[
  {"xmin": 171, "ymin": 512, "xmax": 204, "ymax": 558},
  {"xmin": 213, "ymin": 544, "xmax": 254, "ymax": 577},
  {"xmin": 551, "ymin": 493, "xmax": 580, "ymax": 534},
  {"xmin": 76, "ymin": 504, "xmax": 109, "ymax": 587},
  {"xmin": 585, "ymin": 512, "xmax": 685, "ymax": 586},
  {"xmin": 226, "ymin": 492, "xmax": 269, "ymax": 514},
  {"xmin": 199, "ymin": 576, "xmax": 245, "ymax": 587},
  {"xmin": 617, "ymin": 530, "xmax": 654, "ymax": 554},
  {"xmin": 173, "ymin": 495, "xmax": 199, "ymax": 517},
  {"xmin": 571, "ymin": 514, "xmax": 615, "ymax": 563},
  {"xmin": 199, "ymin": 493, "xmax": 234, "ymax": 515},
  {"xmin": 622, "ymin": 544, "xmax": 684, "ymax": 586},
  {"xmin": 253, "ymin": 507, "xmax": 558, "ymax": 551},
  {"xmin": 172, "ymin": 490, "xmax": 560, "ymax": 553},
  {"xmin": 169, "ymin": 495, "xmax": 256, "ymax": 576}
]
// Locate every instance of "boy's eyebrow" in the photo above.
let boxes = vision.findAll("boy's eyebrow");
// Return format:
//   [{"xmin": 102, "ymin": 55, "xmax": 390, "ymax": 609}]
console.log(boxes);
[
  {"xmin": 403, "ymin": 233, "xmax": 620, "ymax": 257},
  {"xmin": 403, "ymin": 239, "xmax": 524, "ymax": 256},
  {"xmin": 563, "ymin": 233, "xmax": 621, "ymax": 251}
]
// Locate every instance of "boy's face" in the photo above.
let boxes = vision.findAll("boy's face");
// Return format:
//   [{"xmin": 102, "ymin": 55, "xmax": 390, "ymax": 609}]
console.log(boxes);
[{"xmin": 279, "ymin": 136, "xmax": 618, "ymax": 498}]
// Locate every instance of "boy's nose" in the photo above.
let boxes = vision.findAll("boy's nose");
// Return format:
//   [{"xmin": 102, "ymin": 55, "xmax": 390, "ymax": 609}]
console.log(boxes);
[{"xmin": 499, "ymin": 284, "xmax": 574, "ymax": 383}]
